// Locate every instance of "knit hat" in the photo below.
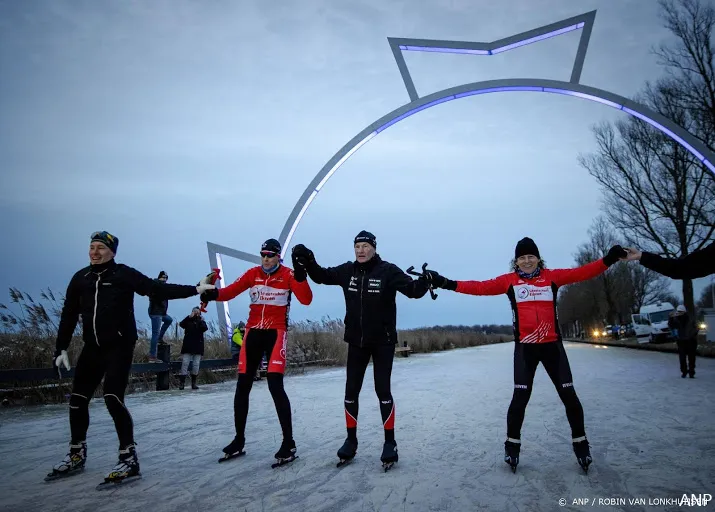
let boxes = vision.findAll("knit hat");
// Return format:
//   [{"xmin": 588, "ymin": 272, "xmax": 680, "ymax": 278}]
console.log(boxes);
[
  {"xmin": 261, "ymin": 238, "xmax": 282, "ymax": 255},
  {"xmin": 158, "ymin": 271, "xmax": 168, "ymax": 279},
  {"xmin": 354, "ymin": 230, "xmax": 376, "ymax": 248},
  {"xmin": 90, "ymin": 231, "xmax": 119, "ymax": 254},
  {"xmin": 515, "ymin": 237, "xmax": 540, "ymax": 259}
]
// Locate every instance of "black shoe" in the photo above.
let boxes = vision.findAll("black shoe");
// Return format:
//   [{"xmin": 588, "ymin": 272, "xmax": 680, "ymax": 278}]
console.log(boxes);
[
  {"xmin": 689, "ymin": 372, "xmax": 695, "ymax": 378},
  {"xmin": 179, "ymin": 375, "xmax": 186, "ymax": 390},
  {"xmin": 682, "ymin": 372, "xmax": 687, "ymax": 378},
  {"xmin": 190, "ymin": 374, "xmax": 199, "ymax": 390}
]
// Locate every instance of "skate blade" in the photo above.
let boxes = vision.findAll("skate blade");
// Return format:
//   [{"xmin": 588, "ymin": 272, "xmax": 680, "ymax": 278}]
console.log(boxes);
[
  {"xmin": 96, "ymin": 474, "xmax": 142, "ymax": 491},
  {"xmin": 381, "ymin": 461, "xmax": 396, "ymax": 472},
  {"xmin": 271, "ymin": 455, "xmax": 298, "ymax": 469},
  {"xmin": 44, "ymin": 467, "xmax": 85, "ymax": 482},
  {"xmin": 218, "ymin": 450, "xmax": 245, "ymax": 463},
  {"xmin": 336, "ymin": 457, "xmax": 354, "ymax": 468}
]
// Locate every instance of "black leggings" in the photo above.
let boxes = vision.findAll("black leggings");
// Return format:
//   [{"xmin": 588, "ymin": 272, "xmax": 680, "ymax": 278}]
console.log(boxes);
[
  {"xmin": 507, "ymin": 341, "xmax": 585, "ymax": 441},
  {"xmin": 344, "ymin": 343, "xmax": 396, "ymax": 441},
  {"xmin": 69, "ymin": 342, "xmax": 135, "ymax": 449},
  {"xmin": 233, "ymin": 329, "xmax": 292, "ymax": 441}
]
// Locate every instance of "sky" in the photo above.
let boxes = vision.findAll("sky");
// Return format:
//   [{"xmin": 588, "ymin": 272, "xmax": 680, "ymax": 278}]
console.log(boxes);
[{"xmin": 1, "ymin": 0, "xmax": 712, "ymax": 334}]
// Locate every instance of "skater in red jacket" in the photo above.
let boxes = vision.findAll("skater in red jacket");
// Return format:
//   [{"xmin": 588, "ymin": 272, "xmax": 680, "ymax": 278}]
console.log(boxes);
[
  {"xmin": 201, "ymin": 238, "xmax": 312, "ymax": 467},
  {"xmin": 424, "ymin": 237, "xmax": 627, "ymax": 473}
]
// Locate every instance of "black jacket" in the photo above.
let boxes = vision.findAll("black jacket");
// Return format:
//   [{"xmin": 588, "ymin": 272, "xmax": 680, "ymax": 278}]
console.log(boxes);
[
  {"xmin": 148, "ymin": 280, "xmax": 169, "ymax": 316},
  {"xmin": 640, "ymin": 240, "xmax": 714, "ymax": 280},
  {"xmin": 668, "ymin": 312, "xmax": 698, "ymax": 341},
  {"xmin": 305, "ymin": 254, "xmax": 428, "ymax": 347},
  {"xmin": 55, "ymin": 260, "xmax": 198, "ymax": 352},
  {"xmin": 179, "ymin": 315, "xmax": 208, "ymax": 355}
]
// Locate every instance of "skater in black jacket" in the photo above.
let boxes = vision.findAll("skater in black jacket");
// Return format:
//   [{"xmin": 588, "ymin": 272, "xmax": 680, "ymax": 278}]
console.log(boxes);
[
  {"xmin": 292, "ymin": 230, "xmax": 429, "ymax": 469},
  {"xmin": 46, "ymin": 231, "xmax": 216, "ymax": 486}
]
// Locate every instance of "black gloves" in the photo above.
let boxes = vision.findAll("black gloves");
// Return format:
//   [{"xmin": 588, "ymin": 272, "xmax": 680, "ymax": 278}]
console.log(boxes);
[
  {"xmin": 291, "ymin": 244, "xmax": 314, "ymax": 282},
  {"xmin": 292, "ymin": 244, "xmax": 314, "ymax": 265},
  {"xmin": 603, "ymin": 245, "xmax": 628, "ymax": 267},
  {"xmin": 423, "ymin": 270, "xmax": 457, "ymax": 291},
  {"xmin": 292, "ymin": 264, "xmax": 307, "ymax": 282},
  {"xmin": 200, "ymin": 288, "xmax": 219, "ymax": 303}
]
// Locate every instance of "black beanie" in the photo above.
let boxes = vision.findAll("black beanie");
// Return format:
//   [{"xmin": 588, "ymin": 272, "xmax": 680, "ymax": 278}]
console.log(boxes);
[
  {"xmin": 90, "ymin": 231, "xmax": 119, "ymax": 254},
  {"xmin": 261, "ymin": 238, "xmax": 282, "ymax": 254},
  {"xmin": 515, "ymin": 237, "xmax": 540, "ymax": 259},
  {"xmin": 354, "ymin": 230, "xmax": 376, "ymax": 248},
  {"xmin": 158, "ymin": 271, "xmax": 168, "ymax": 279}
]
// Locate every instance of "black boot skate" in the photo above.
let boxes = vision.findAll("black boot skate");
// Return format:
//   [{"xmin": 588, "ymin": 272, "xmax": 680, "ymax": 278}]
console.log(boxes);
[
  {"xmin": 573, "ymin": 437, "xmax": 592, "ymax": 473},
  {"xmin": 380, "ymin": 440, "xmax": 398, "ymax": 472},
  {"xmin": 218, "ymin": 436, "xmax": 245, "ymax": 463},
  {"xmin": 337, "ymin": 438, "xmax": 358, "ymax": 468},
  {"xmin": 504, "ymin": 439, "xmax": 520, "ymax": 473},
  {"xmin": 45, "ymin": 441, "xmax": 87, "ymax": 481},
  {"xmin": 272, "ymin": 438, "xmax": 298, "ymax": 468},
  {"xmin": 97, "ymin": 444, "xmax": 141, "ymax": 490}
]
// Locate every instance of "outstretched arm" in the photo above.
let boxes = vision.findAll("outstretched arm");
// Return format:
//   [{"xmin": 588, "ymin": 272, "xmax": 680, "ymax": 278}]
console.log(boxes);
[
  {"xmin": 424, "ymin": 270, "xmax": 511, "ymax": 296},
  {"xmin": 549, "ymin": 246, "xmax": 626, "ymax": 286},
  {"xmin": 549, "ymin": 259, "xmax": 608, "ymax": 287},
  {"xmin": 126, "ymin": 267, "xmax": 199, "ymax": 300},
  {"xmin": 292, "ymin": 244, "xmax": 346, "ymax": 286},
  {"xmin": 387, "ymin": 265, "xmax": 429, "ymax": 299},
  {"xmin": 216, "ymin": 271, "xmax": 252, "ymax": 301},
  {"xmin": 628, "ymin": 241, "xmax": 715, "ymax": 280}
]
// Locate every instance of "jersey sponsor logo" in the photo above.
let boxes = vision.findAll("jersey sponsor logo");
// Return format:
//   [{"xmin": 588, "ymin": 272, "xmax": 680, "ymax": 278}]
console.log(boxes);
[
  {"xmin": 102, "ymin": 282, "xmax": 112, "ymax": 286},
  {"xmin": 381, "ymin": 400, "xmax": 392, "ymax": 404},
  {"xmin": 562, "ymin": 382, "xmax": 573, "ymax": 388},
  {"xmin": 271, "ymin": 360, "xmax": 284, "ymax": 365},
  {"xmin": 248, "ymin": 285, "xmax": 290, "ymax": 306},
  {"xmin": 514, "ymin": 384, "xmax": 528, "ymax": 389},
  {"xmin": 368, "ymin": 278, "xmax": 381, "ymax": 288},
  {"xmin": 514, "ymin": 284, "xmax": 553, "ymax": 302}
]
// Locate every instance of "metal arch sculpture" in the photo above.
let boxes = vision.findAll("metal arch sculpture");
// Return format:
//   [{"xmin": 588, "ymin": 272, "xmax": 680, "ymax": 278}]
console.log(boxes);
[{"xmin": 207, "ymin": 10, "xmax": 715, "ymax": 339}]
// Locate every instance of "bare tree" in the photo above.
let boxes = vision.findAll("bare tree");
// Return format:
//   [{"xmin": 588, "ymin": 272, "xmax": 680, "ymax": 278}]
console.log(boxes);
[
  {"xmin": 579, "ymin": 0, "xmax": 715, "ymax": 314},
  {"xmin": 557, "ymin": 217, "xmax": 674, "ymax": 335}
]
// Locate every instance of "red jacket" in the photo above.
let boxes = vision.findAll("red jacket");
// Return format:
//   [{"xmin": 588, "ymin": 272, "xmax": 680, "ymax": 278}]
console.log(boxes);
[
  {"xmin": 217, "ymin": 265, "xmax": 312, "ymax": 330},
  {"xmin": 455, "ymin": 259, "xmax": 608, "ymax": 344}
]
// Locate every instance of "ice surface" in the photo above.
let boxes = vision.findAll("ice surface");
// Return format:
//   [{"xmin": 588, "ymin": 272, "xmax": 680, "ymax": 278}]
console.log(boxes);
[{"xmin": 1, "ymin": 342, "xmax": 714, "ymax": 512}]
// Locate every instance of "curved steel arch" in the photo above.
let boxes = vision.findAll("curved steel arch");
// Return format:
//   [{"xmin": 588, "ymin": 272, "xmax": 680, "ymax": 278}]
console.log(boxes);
[
  {"xmin": 206, "ymin": 11, "xmax": 715, "ymax": 340},
  {"xmin": 276, "ymin": 78, "xmax": 715, "ymax": 255}
]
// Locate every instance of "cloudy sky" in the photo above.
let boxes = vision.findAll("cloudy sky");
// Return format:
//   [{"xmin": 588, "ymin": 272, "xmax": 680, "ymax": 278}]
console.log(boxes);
[{"xmin": 1, "ymin": 0, "xmax": 712, "ymax": 334}]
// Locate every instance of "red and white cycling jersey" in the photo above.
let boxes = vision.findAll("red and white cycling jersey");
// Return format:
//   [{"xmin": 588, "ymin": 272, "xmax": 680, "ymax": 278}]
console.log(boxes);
[
  {"xmin": 455, "ymin": 259, "xmax": 608, "ymax": 344},
  {"xmin": 217, "ymin": 265, "xmax": 312, "ymax": 330}
]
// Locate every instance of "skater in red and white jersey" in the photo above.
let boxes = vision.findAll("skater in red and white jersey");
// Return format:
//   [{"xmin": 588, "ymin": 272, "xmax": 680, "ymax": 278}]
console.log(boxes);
[
  {"xmin": 201, "ymin": 238, "xmax": 312, "ymax": 466},
  {"xmin": 424, "ymin": 237, "xmax": 627, "ymax": 473}
]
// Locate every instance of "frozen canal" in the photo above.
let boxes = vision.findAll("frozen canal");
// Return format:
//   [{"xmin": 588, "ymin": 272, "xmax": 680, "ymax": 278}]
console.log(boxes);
[{"xmin": 1, "ymin": 342, "xmax": 714, "ymax": 512}]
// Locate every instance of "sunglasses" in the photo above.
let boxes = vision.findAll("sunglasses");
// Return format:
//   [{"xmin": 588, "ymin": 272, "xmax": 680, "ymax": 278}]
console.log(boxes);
[{"xmin": 260, "ymin": 251, "xmax": 279, "ymax": 258}]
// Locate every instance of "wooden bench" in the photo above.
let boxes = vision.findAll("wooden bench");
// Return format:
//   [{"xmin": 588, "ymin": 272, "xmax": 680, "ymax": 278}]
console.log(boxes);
[{"xmin": 395, "ymin": 346, "xmax": 412, "ymax": 357}]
